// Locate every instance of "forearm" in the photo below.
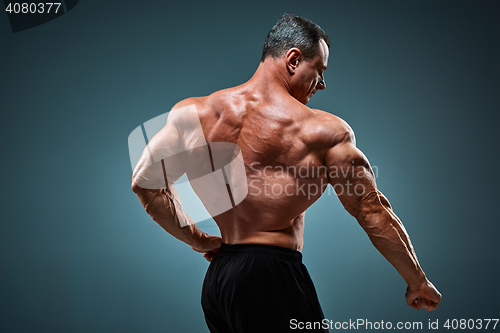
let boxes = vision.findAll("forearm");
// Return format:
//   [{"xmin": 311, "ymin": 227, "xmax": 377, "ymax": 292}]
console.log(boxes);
[
  {"xmin": 133, "ymin": 184, "xmax": 203, "ymax": 246},
  {"xmin": 359, "ymin": 206, "xmax": 426, "ymax": 288},
  {"xmin": 377, "ymin": 191, "xmax": 421, "ymax": 268}
]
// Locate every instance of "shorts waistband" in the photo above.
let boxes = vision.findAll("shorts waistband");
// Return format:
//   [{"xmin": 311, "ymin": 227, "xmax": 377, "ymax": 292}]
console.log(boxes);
[{"xmin": 217, "ymin": 243, "xmax": 302, "ymax": 262}]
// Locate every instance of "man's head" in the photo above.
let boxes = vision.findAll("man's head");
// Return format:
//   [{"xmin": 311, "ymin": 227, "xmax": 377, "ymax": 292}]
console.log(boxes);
[
  {"xmin": 261, "ymin": 14, "xmax": 330, "ymax": 63},
  {"xmin": 261, "ymin": 14, "xmax": 330, "ymax": 104}
]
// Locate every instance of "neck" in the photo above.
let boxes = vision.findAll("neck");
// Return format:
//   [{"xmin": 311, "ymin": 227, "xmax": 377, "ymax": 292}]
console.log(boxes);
[{"xmin": 245, "ymin": 59, "xmax": 292, "ymax": 98}]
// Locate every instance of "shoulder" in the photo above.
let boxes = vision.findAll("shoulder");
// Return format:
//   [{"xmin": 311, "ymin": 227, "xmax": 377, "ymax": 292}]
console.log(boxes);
[
  {"xmin": 307, "ymin": 109, "xmax": 356, "ymax": 147},
  {"xmin": 168, "ymin": 88, "xmax": 235, "ymax": 130},
  {"xmin": 165, "ymin": 97, "xmax": 209, "ymax": 132}
]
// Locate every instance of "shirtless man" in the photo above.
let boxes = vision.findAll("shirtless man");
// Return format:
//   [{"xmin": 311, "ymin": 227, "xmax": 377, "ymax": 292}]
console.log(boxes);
[{"xmin": 131, "ymin": 14, "xmax": 441, "ymax": 333}]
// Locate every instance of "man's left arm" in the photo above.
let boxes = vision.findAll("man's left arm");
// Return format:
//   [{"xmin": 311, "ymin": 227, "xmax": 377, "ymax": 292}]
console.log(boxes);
[{"xmin": 324, "ymin": 122, "xmax": 442, "ymax": 310}]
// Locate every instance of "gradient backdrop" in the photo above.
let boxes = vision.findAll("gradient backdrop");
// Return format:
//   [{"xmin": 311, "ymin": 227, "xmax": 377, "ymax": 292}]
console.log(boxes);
[{"xmin": 1, "ymin": 0, "xmax": 499, "ymax": 332}]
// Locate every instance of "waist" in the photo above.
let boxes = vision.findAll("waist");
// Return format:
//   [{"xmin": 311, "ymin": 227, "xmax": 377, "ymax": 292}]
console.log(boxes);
[{"xmin": 217, "ymin": 242, "xmax": 302, "ymax": 263}]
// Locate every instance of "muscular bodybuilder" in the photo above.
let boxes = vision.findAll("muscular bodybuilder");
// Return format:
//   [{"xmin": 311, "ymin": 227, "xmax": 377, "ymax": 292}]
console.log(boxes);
[{"xmin": 132, "ymin": 14, "xmax": 441, "ymax": 333}]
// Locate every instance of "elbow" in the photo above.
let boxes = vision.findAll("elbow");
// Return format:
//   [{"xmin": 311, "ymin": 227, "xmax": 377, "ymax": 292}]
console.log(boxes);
[
  {"xmin": 358, "ymin": 210, "xmax": 384, "ymax": 231},
  {"xmin": 131, "ymin": 180, "xmax": 142, "ymax": 194},
  {"xmin": 355, "ymin": 201, "xmax": 388, "ymax": 231},
  {"xmin": 353, "ymin": 191, "xmax": 386, "ymax": 226}
]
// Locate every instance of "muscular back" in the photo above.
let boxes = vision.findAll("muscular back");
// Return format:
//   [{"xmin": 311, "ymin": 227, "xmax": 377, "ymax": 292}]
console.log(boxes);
[{"xmin": 179, "ymin": 84, "xmax": 348, "ymax": 250}]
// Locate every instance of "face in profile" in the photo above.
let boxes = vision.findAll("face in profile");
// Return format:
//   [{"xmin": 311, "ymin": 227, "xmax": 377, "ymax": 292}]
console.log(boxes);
[{"xmin": 292, "ymin": 39, "xmax": 329, "ymax": 105}]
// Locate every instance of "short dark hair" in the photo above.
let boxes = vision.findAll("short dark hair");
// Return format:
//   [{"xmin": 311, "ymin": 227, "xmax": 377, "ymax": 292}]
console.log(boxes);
[{"xmin": 261, "ymin": 13, "xmax": 330, "ymax": 62}]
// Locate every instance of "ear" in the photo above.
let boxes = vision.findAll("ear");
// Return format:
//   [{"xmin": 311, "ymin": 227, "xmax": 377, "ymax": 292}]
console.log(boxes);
[{"xmin": 285, "ymin": 48, "xmax": 302, "ymax": 75}]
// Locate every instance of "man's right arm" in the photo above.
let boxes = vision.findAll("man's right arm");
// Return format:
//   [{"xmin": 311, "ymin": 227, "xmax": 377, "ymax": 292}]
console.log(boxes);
[
  {"xmin": 324, "ymin": 120, "xmax": 441, "ymax": 310},
  {"xmin": 131, "ymin": 100, "xmax": 222, "ymax": 260}
]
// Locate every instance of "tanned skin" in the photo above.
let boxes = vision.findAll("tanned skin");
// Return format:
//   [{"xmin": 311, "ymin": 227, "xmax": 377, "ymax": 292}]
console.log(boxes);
[{"xmin": 132, "ymin": 39, "xmax": 441, "ymax": 311}]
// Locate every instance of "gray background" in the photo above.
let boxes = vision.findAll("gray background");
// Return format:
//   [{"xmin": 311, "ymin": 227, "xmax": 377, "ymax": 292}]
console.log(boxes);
[{"xmin": 1, "ymin": 0, "xmax": 499, "ymax": 332}]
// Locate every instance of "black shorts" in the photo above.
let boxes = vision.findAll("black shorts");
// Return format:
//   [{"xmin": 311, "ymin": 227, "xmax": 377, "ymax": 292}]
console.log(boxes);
[{"xmin": 201, "ymin": 243, "xmax": 328, "ymax": 332}]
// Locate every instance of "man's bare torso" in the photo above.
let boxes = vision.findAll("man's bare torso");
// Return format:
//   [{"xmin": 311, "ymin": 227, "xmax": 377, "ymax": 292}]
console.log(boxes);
[
  {"xmin": 183, "ymin": 83, "xmax": 348, "ymax": 251},
  {"xmin": 132, "ymin": 18, "xmax": 442, "ymax": 311}
]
